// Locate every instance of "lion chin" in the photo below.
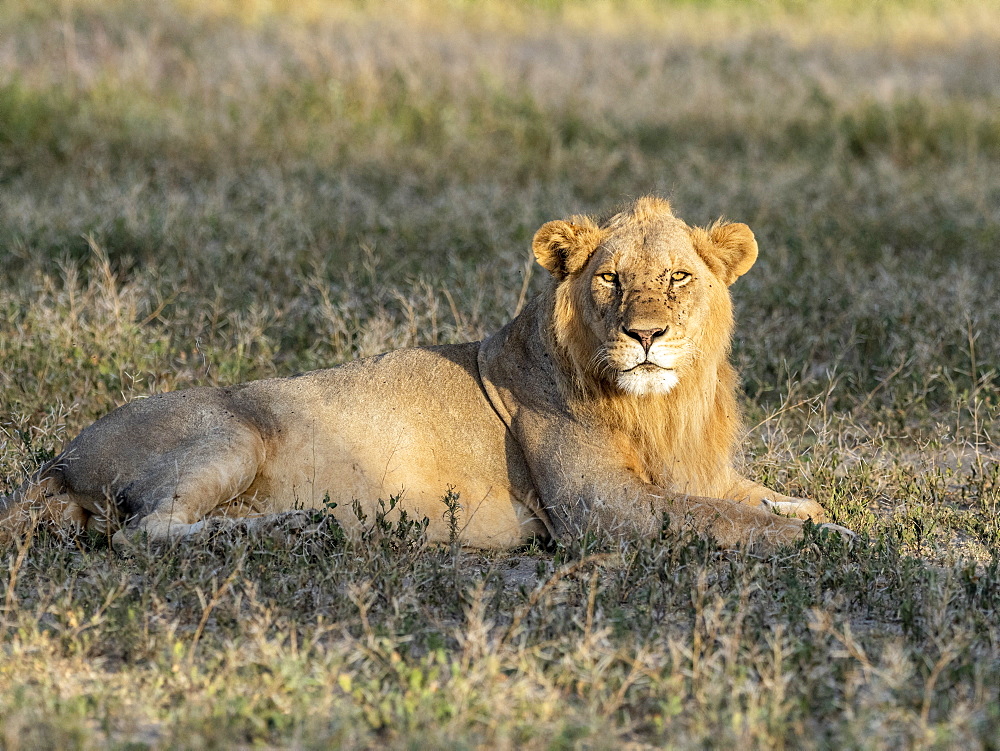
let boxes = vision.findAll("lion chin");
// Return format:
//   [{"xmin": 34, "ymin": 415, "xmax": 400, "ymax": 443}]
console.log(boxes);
[
  {"xmin": 2, "ymin": 195, "xmax": 851, "ymax": 552},
  {"xmin": 615, "ymin": 365, "xmax": 680, "ymax": 396}
]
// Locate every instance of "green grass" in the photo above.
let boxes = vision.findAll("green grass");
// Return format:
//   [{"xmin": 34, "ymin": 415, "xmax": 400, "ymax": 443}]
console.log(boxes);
[{"xmin": 2, "ymin": 0, "xmax": 1000, "ymax": 747}]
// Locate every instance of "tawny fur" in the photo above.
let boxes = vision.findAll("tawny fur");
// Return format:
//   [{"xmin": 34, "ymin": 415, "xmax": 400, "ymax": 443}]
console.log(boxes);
[{"xmin": 1, "ymin": 197, "xmax": 847, "ymax": 551}]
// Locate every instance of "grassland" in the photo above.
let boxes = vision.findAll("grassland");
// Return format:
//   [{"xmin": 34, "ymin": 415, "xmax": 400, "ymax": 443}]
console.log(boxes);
[{"xmin": 1, "ymin": 0, "xmax": 1000, "ymax": 747}]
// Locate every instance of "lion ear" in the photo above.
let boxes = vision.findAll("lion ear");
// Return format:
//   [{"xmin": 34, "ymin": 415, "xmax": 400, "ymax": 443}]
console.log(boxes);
[
  {"xmin": 532, "ymin": 219, "xmax": 603, "ymax": 280},
  {"xmin": 692, "ymin": 221, "xmax": 758, "ymax": 285}
]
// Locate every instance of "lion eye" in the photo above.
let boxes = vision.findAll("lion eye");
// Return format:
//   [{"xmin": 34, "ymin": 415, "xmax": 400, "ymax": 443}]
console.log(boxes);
[
  {"xmin": 598, "ymin": 272, "xmax": 618, "ymax": 284},
  {"xmin": 671, "ymin": 271, "xmax": 691, "ymax": 283}
]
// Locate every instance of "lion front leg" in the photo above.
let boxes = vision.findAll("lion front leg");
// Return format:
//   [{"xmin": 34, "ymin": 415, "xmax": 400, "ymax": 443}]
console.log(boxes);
[
  {"xmin": 652, "ymin": 491, "xmax": 854, "ymax": 548},
  {"xmin": 637, "ymin": 492, "xmax": 804, "ymax": 548},
  {"xmin": 548, "ymin": 480, "xmax": 855, "ymax": 549},
  {"xmin": 545, "ymin": 484, "xmax": 809, "ymax": 549}
]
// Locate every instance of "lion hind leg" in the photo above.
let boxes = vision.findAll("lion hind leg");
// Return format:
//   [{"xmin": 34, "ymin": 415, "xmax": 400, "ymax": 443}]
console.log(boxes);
[
  {"xmin": 111, "ymin": 434, "xmax": 265, "ymax": 552},
  {"xmin": 112, "ymin": 517, "xmax": 209, "ymax": 551}
]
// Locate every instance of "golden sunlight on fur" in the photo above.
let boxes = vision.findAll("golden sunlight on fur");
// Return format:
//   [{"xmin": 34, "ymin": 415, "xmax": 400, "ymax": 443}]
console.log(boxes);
[{"xmin": 2, "ymin": 197, "xmax": 850, "ymax": 551}]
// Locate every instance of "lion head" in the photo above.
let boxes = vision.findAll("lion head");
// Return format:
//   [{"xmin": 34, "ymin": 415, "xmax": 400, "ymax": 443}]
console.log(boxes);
[
  {"xmin": 532, "ymin": 196, "xmax": 757, "ymax": 398},
  {"xmin": 531, "ymin": 196, "xmax": 759, "ymax": 493}
]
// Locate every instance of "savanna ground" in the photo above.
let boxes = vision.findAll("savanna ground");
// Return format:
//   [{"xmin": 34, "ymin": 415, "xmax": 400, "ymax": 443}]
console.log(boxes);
[{"xmin": 1, "ymin": 0, "xmax": 999, "ymax": 747}]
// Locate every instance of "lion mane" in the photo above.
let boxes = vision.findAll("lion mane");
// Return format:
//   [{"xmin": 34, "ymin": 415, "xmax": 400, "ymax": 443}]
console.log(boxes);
[{"xmin": 548, "ymin": 206, "xmax": 743, "ymax": 499}]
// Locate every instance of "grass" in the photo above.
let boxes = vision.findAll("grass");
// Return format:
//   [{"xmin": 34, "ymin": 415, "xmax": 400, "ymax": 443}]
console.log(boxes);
[{"xmin": 2, "ymin": 0, "xmax": 1000, "ymax": 747}]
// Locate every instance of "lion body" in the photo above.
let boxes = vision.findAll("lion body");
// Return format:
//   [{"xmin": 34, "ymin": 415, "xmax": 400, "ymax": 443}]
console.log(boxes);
[
  {"xmin": 27, "ymin": 344, "xmax": 544, "ymax": 547},
  {"xmin": 2, "ymin": 197, "xmax": 842, "ymax": 549}
]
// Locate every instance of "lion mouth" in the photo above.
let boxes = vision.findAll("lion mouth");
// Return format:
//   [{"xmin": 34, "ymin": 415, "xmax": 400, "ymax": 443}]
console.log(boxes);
[{"xmin": 622, "ymin": 362, "xmax": 671, "ymax": 374}]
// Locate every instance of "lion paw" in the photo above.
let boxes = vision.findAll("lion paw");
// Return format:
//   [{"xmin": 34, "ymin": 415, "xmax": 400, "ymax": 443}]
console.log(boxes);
[{"xmin": 760, "ymin": 497, "xmax": 828, "ymax": 522}]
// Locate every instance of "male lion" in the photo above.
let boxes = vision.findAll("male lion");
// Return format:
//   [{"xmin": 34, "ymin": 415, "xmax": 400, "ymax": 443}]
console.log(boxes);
[{"xmin": 1, "ymin": 197, "xmax": 849, "ymax": 550}]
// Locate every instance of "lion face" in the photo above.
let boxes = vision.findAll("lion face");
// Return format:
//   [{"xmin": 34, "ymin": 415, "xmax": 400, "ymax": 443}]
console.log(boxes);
[
  {"xmin": 585, "ymin": 228, "xmax": 712, "ymax": 395},
  {"xmin": 533, "ymin": 196, "xmax": 758, "ymax": 396}
]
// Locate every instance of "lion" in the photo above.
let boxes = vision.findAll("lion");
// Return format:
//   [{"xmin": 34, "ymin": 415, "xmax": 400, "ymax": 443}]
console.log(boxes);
[{"xmin": 1, "ymin": 196, "xmax": 850, "ymax": 551}]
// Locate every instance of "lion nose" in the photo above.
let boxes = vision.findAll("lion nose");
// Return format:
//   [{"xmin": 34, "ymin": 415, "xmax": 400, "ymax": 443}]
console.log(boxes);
[{"xmin": 623, "ymin": 326, "xmax": 666, "ymax": 353}]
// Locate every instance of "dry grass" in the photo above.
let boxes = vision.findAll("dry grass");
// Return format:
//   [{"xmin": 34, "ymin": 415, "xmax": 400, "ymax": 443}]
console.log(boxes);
[{"xmin": 2, "ymin": 0, "xmax": 1000, "ymax": 747}]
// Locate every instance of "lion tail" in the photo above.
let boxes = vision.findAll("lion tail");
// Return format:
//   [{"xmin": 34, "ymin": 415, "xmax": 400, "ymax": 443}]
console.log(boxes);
[{"xmin": 0, "ymin": 468, "xmax": 71, "ymax": 545}]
